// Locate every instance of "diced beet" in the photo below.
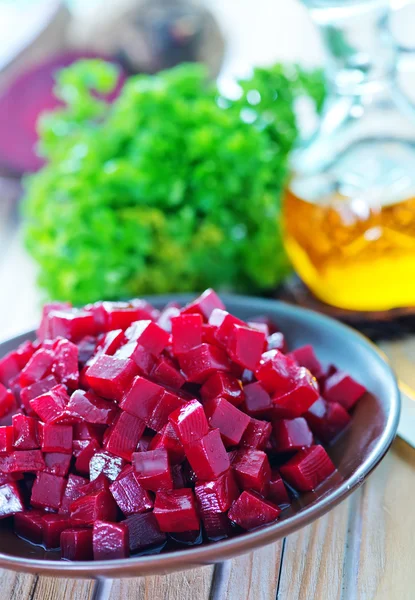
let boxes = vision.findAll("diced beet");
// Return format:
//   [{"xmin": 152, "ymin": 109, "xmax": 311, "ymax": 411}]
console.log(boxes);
[
  {"xmin": 181, "ymin": 289, "xmax": 225, "ymax": 321},
  {"xmin": 272, "ymin": 368, "xmax": 319, "ymax": 418},
  {"xmin": 85, "ymin": 355, "xmax": 139, "ymax": 402},
  {"xmin": 48, "ymin": 310, "xmax": 97, "ymax": 341},
  {"xmin": 0, "ymin": 482, "xmax": 25, "ymax": 518},
  {"xmin": 157, "ymin": 305, "xmax": 181, "ymax": 332},
  {"xmin": 200, "ymin": 510, "xmax": 232, "ymax": 541},
  {"xmin": 185, "ymin": 429, "xmax": 229, "ymax": 481},
  {"xmin": 201, "ymin": 323, "xmax": 220, "ymax": 346},
  {"xmin": 125, "ymin": 320, "xmax": 170, "ymax": 355},
  {"xmin": 168, "ymin": 399, "xmax": 209, "ymax": 446},
  {"xmin": 104, "ymin": 412, "xmax": 145, "ymax": 461},
  {"xmin": 19, "ymin": 348, "xmax": 55, "ymax": 388},
  {"xmin": 151, "ymin": 357, "xmax": 185, "ymax": 390},
  {"xmin": 76, "ymin": 336, "xmax": 98, "ymax": 368},
  {"xmin": 61, "ymin": 528, "xmax": 93, "ymax": 560},
  {"xmin": 51, "ymin": 339, "xmax": 79, "ymax": 388},
  {"xmin": 154, "ymin": 489, "xmax": 199, "ymax": 532},
  {"xmin": 255, "ymin": 350, "xmax": 296, "ymax": 394},
  {"xmin": 12, "ymin": 415, "xmax": 40, "ymax": 450},
  {"xmin": 0, "ymin": 384, "xmax": 15, "ymax": 419},
  {"xmin": 103, "ymin": 300, "xmax": 159, "ymax": 331},
  {"xmin": 228, "ymin": 491, "xmax": 280, "ymax": 530},
  {"xmin": 37, "ymin": 303, "xmax": 72, "ymax": 341},
  {"xmin": 200, "ymin": 373, "xmax": 245, "ymax": 407},
  {"xmin": 133, "ymin": 448, "xmax": 173, "ymax": 491},
  {"xmin": 59, "ymin": 474, "xmax": 87, "ymax": 515},
  {"xmin": 70, "ymin": 490, "xmax": 118, "ymax": 525},
  {"xmin": 240, "ymin": 418, "xmax": 272, "ymax": 451},
  {"xmin": 97, "ymin": 329, "xmax": 126, "ymax": 356},
  {"xmin": 267, "ymin": 472, "xmax": 290, "ymax": 507},
  {"xmin": 305, "ymin": 397, "xmax": 351, "ymax": 443},
  {"xmin": 232, "ymin": 449, "xmax": 271, "ymax": 495},
  {"xmin": 79, "ymin": 474, "xmax": 110, "ymax": 495},
  {"xmin": 119, "ymin": 376, "xmax": 163, "ymax": 423},
  {"xmin": 93, "ymin": 520, "xmax": 129, "ymax": 560},
  {"xmin": 20, "ymin": 376, "xmax": 58, "ymax": 415},
  {"xmin": 74, "ymin": 439, "xmax": 100, "ymax": 474},
  {"xmin": 248, "ymin": 321, "xmax": 269, "ymax": 337},
  {"xmin": 109, "ymin": 467, "xmax": 153, "ymax": 516},
  {"xmin": 227, "ymin": 325, "xmax": 266, "ymax": 371},
  {"xmin": 195, "ymin": 470, "xmax": 239, "ymax": 513},
  {"xmin": 149, "ymin": 423, "xmax": 185, "ymax": 464},
  {"xmin": 171, "ymin": 313, "xmax": 203, "ymax": 355},
  {"xmin": 0, "ymin": 353, "xmax": 21, "ymax": 387},
  {"xmin": 14, "ymin": 510, "xmax": 44, "ymax": 544},
  {"xmin": 73, "ymin": 422, "xmax": 104, "ymax": 443},
  {"xmin": 179, "ymin": 344, "xmax": 230, "ymax": 384},
  {"xmin": 243, "ymin": 381, "xmax": 273, "ymax": 417},
  {"xmin": 204, "ymin": 397, "xmax": 250, "ymax": 448},
  {"xmin": 31, "ymin": 472, "xmax": 66, "ymax": 510},
  {"xmin": 29, "ymin": 385, "xmax": 69, "ymax": 423},
  {"xmin": 280, "ymin": 445, "xmax": 336, "ymax": 492},
  {"xmin": 267, "ymin": 332, "xmax": 287, "ymax": 353},
  {"xmin": 209, "ymin": 309, "xmax": 246, "ymax": 347},
  {"xmin": 1, "ymin": 450, "xmax": 45, "ymax": 473},
  {"xmin": 41, "ymin": 424, "xmax": 73, "ymax": 454},
  {"xmin": 90, "ymin": 451, "xmax": 126, "ymax": 483},
  {"xmin": 324, "ymin": 371, "xmax": 366, "ymax": 411},
  {"xmin": 126, "ymin": 512, "xmax": 166, "ymax": 553},
  {"xmin": 273, "ymin": 418, "xmax": 313, "ymax": 453},
  {"xmin": 288, "ymin": 345, "xmax": 324, "ymax": 379},
  {"xmin": 44, "ymin": 453, "xmax": 71, "ymax": 477},
  {"xmin": 114, "ymin": 343, "xmax": 156, "ymax": 376},
  {"xmin": 41, "ymin": 514, "xmax": 72, "ymax": 549},
  {"xmin": 148, "ymin": 390, "xmax": 187, "ymax": 432},
  {"xmin": 0, "ymin": 426, "xmax": 13, "ymax": 454},
  {"xmin": 66, "ymin": 389, "xmax": 118, "ymax": 426}
]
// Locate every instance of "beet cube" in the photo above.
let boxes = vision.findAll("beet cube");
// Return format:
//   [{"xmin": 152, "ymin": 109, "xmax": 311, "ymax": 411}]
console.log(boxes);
[
  {"xmin": 126, "ymin": 512, "xmax": 166, "ymax": 553},
  {"xmin": 228, "ymin": 491, "xmax": 280, "ymax": 530},
  {"xmin": 171, "ymin": 313, "xmax": 203, "ymax": 355},
  {"xmin": 133, "ymin": 448, "xmax": 173, "ymax": 491},
  {"xmin": 109, "ymin": 467, "xmax": 153, "ymax": 516},
  {"xmin": 248, "ymin": 321, "xmax": 269, "ymax": 337},
  {"xmin": 273, "ymin": 418, "xmax": 313, "ymax": 453},
  {"xmin": 200, "ymin": 511, "xmax": 232, "ymax": 541},
  {"xmin": 0, "ymin": 482, "xmax": 24, "ymax": 518},
  {"xmin": 255, "ymin": 350, "xmax": 296, "ymax": 394},
  {"xmin": 85, "ymin": 355, "xmax": 139, "ymax": 402},
  {"xmin": 31, "ymin": 472, "xmax": 66, "ymax": 510},
  {"xmin": 232, "ymin": 449, "xmax": 271, "ymax": 495},
  {"xmin": 12, "ymin": 415, "xmax": 40, "ymax": 450},
  {"xmin": 288, "ymin": 345, "xmax": 324, "ymax": 379},
  {"xmin": 204, "ymin": 397, "xmax": 250, "ymax": 448},
  {"xmin": 114, "ymin": 342, "xmax": 156, "ymax": 376},
  {"xmin": 240, "ymin": 418, "xmax": 272, "ymax": 451},
  {"xmin": 195, "ymin": 470, "xmax": 239, "ymax": 514},
  {"xmin": 104, "ymin": 300, "xmax": 159, "ymax": 330},
  {"xmin": 104, "ymin": 412, "xmax": 145, "ymax": 461},
  {"xmin": 207, "ymin": 310, "xmax": 244, "ymax": 347},
  {"xmin": 93, "ymin": 520, "xmax": 129, "ymax": 560},
  {"xmin": 154, "ymin": 489, "xmax": 199, "ymax": 532},
  {"xmin": 227, "ymin": 325, "xmax": 266, "ymax": 371},
  {"xmin": 59, "ymin": 474, "xmax": 87, "ymax": 515},
  {"xmin": 267, "ymin": 332, "xmax": 287, "ymax": 353},
  {"xmin": 97, "ymin": 329, "xmax": 126, "ymax": 356},
  {"xmin": 149, "ymin": 422, "xmax": 185, "ymax": 464},
  {"xmin": 324, "ymin": 371, "xmax": 366, "ymax": 411},
  {"xmin": 41, "ymin": 513, "xmax": 72, "ymax": 549},
  {"xmin": 14, "ymin": 510, "xmax": 44, "ymax": 544},
  {"xmin": 73, "ymin": 422, "xmax": 105, "ymax": 443},
  {"xmin": 51, "ymin": 338, "xmax": 79, "ymax": 388},
  {"xmin": 272, "ymin": 368, "xmax": 319, "ymax": 418},
  {"xmin": 151, "ymin": 357, "xmax": 185, "ymax": 390},
  {"xmin": 41, "ymin": 424, "xmax": 73, "ymax": 454},
  {"xmin": 79, "ymin": 474, "xmax": 110, "ymax": 495},
  {"xmin": 61, "ymin": 528, "xmax": 93, "ymax": 561},
  {"xmin": 148, "ymin": 390, "xmax": 187, "ymax": 432},
  {"xmin": 0, "ymin": 384, "xmax": 15, "ymax": 419},
  {"xmin": 90, "ymin": 451, "xmax": 126, "ymax": 483},
  {"xmin": 20, "ymin": 375, "xmax": 58, "ymax": 415},
  {"xmin": 185, "ymin": 429, "xmax": 229, "ymax": 481},
  {"xmin": 37, "ymin": 303, "xmax": 72, "ymax": 341},
  {"xmin": 181, "ymin": 289, "xmax": 225, "ymax": 321},
  {"xmin": 168, "ymin": 399, "xmax": 209, "ymax": 446},
  {"xmin": 243, "ymin": 381, "xmax": 273, "ymax": 417},
  {"xmin": 76, "ymin": 336, "xmax": 98, "ymax": 367},
  {"xmin": 179, "ymin": 344, "xmax": 230, "ymax": 384},
  {"xmin": 200, "ymin": 373, "xmax": 245, "ymax": 407},
  {"xmin": 19, "ymin": 348, "xmax": 55, "ymax": 388},
  {"xmin": 70, "ymin": 490, "xmax": 118, "ymax": 525},
  {"xmin": 66, "ymin": 389, "xmax": 118, "ymax": 426},
  {"xmin": 1, "ymin": 450, "xmax": 45, "ymax": 473},
  {"xmin": 48, "ymin": 310, "xmax": 97, "ymax": 341},
  {"xmin": 267, "ymin": 472, "xmax": 290, "ymax": 507},
  {"xmin": 74, "ymin": 439, "xmax": 100, "ymax": 474},
  {"xmin": 44, "ymin": 452, "xmax": 71, "ymax": 477},
  {"xmin": 125, "ymin": 320, "xmax": 169, "ymax": 355},
  {"xmin": 119, "ymin": 376, "xmax": 163, "ymax": 423},
  {"xmin": 305, "ymin": 397, "xmax": 351, "ymax": 443},
  {"xmin": 29, "ymin": 385, "xmax": 69, "ymax": 423},
  {"xmin": 0, "ymin": 353, "xmax": 21, "ymax": 387},
  {"xmin": 280, "ymin": 445, "xmax": 336, "ymax": 492},
  {"xmin": 0, "ymin": 426, "xmax": 13, "ymax": 454}
]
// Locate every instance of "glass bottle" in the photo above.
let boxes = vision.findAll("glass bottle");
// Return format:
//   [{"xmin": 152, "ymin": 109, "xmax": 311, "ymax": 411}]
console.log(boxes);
[{"xmin": 283, "ymin": 0, "xmax": 415, "ymax": 311}]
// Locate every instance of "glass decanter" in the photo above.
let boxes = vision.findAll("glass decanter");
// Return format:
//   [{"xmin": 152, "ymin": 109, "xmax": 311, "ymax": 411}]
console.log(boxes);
[{"xmin": 283, "ymin": 0, "xmax": 415, "ymax": 310}]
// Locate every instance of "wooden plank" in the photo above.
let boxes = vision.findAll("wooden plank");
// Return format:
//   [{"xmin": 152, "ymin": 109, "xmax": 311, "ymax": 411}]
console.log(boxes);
[
  {"xmin": 31, "ymin": 577, "xmax": 95, "ymax": 600},
  {"xmin": 0, "ymin": 570, "xmax": 36, "ymax": 600}
]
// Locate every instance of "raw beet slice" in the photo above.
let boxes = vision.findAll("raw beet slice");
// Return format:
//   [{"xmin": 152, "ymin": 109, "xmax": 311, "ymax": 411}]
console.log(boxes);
[
  {"xmin": 126, "ymin": 512, "xmax": 166, "ymax": 553},
  {"xmin": 0, "ymin": 450, "xmax": 45, "ymax": 473},
  {"xmin": 0, "ymin": 426, "xmax": 13, "ymax": 454},
  {"xmin": 200, "ymin": 373, "xmax": 245, "ymax": 407},
  {"xmin": 178, "ymin": 344, "xmax": 230, "ymax": 384},
  {"xmin": 267, "ymin": 332, "xmax": 287, "ymax": 353},
  {"xmin": 124, "ymin": 320, "xmax": 169, "ymax": 355},
  {"xmin": 12, "ymin": 415, "xmax": 40, "ymax": 450},
  {"xmin": 243, "ymin": 381, "xmax": 272, "ymax": 417},
  {"xmin": 85, "ymin": 355, "xmax": 139, "ymax": 402},
  {"xmin": 168, "ymin": 399, "xmax": 209, "ymax": 445},
  {"xmin": 149, "ymin": 423, "xmax": 185, "ymax": 464},
  {"xmin": 19, "ymin": 348, "xmax": 55, "ymax": 388},
  {"xmin": 323, "ymin": 371, "xmax": 366, "ymax": 411},
  {"xmin": 227, "ymin": 325, "xmax": 266, "ymax": 371},
  {"xmin": 104, "ymin": 412, "xmax": 145, "ymax": 461},
  {"xmin": 31, "ymin": 472, "xmax": 66, "ymax": 510},
  {"xmin": 132, "ymin": 448, "xmax": 173, "ymax": 492},
  {"xmin": 288, "ymin": 345, "xmax": 324, "ymax": 379},
  {"xmin": 41, "ymin": 514, "xmax": 72, "ymax": 549},
  {"xmin": 228, "ymin": 491, "xmax": 280, "ymax": 530},
  {"xmin": 74, "ymin": 439, "xmax": 100, "ymax": 474},
  {"xmin": 240, "ymin": 418, "xmax": 272, "ymax": 451},
  {"xmin": 70, "ymin": 490, "xmax": 118, "ymax": 525},
  {"xmin": 147, "ymin": 390, "xmax": 187, "ymax": 432},
  {"xmin": 66, "ymin": 389, "xmax": 118, "ymax": 425},
  {"xmin": 280, "ymin": 445, "xmax": 336, "ymax": 492},
  {"xmin": 51, "ymin": 339, "xmax": 79, "ymax": 388},
  {"xmin": 93, "ymin": 521, "xmax": 129, "ymax": 560},
  {"xmin": 44, "ymin": 452, "xmax": 71, "ymax": 477},
  {"xmin": 119, "ymin": 376, "xmax": 163, "ymax": 423},
  {"xmin": 0, "ymin": 384, "xmax": 15, "ymax": 419},
  {"xmin": 61, "ymin": 528, "xmax": 93, "ymax": 561},
  {"xmin": 109, "ymin": 466, "xmax": 153, "ymax": 516},
  {"xmin": 20, "ymin": 375, "xmax": 58, "ymax": 415},
  {"xmin": 305, "ymin": 397, "xmax": 351, "ymax": 443},
  {"xmin": 171, "ymin": 313, "xmax": 203, "ymax": 355},
  {"xmin": 185, "ymin": 429, "xmax": 230, "ymax": 481},
  {"xmin": 195, "ymin": 470, "xmax": 239, "ymax": 514},
  {"xmin": 204, "ymin": 397, "xmax": 250, "ymax": 448},
  {"xmin": 272, "ymin": 418, "xmax": 313, "ymax": 453},
  {"xmin": 29, "ymin": 385, "xmax": 69, "ymax": 423},
  {"xmin": 153, "ymin": 489, "xmax": 199, "ymax": 532},
  {"xmin": 0, "ymin": 482, "xmax": 25, "ymax": 518},
  {"xmin": 89, "ymin": 451, "xmax": 126, "ymax": 483},
  {"xmin": 267, "ymin": 472, "xmax": 290, "ymax": 507},
  {"xmin": 232, "ymin": 449, "xmax": 271, "ymax": 495},
  {"xmin": 181, "ymin": 289, "xmax": 225, "ymax": 321},
  {"xmin": 151, "ymin": 357, "xmax": 185, "ymax": 390},
  {"xmin": 14, "ymin": 510, "xmax": 44, "ymax": 544}
]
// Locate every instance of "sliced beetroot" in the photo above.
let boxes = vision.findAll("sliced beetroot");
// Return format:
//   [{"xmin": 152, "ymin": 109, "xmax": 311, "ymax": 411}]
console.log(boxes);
[
  {"xmin": 324, "ymin": 371, "xmax": 366, "ymax": 411},
  {"xmin": 0, "ymin": 384, "xmax": 16, "ymax": 419},
  {"xmin": 149, "ymin": 422, "xmax": 185, "ymax": 465},
  {"xmin": 204, "ymin": 397, "xmax": 250, "ymax": 448},
  {"xmin": 124, "ymin": 320, "xmax": 169, "ymax": 356},
  {"xmin": 195, "ymin": 470, "xmax": 239, "ymax": 514},
  {"xmin": 240, "ymin": 418, "xmax": 272, "ymax": 451},
  {"xmin": 243, "ymin": 381, "xmax": 273, "ymax": 417},
  {"xmin": 41, "ymin": 514, "xmax": 72, "ymax": 549},
  {"xmin": 85, "ymin": 355, "xmax": 139, "ymax": 402},
  {"xmin": 280, "ymin": 445, "xmax": 336, "ymax": 492},
  {"xmin": 154, "ymin": 489, "xmax": 199, "ymax": 532},
  {"xmin": 126, "ymin": 512, "xmax": 166, "ymax": 553},
  {"xmin": 20, "ymin": 375, "xmax": 58, "ymax": 415},
  {"xmin": 185, "ymin": 429, "xmax": 229, "ymax": 481},
  {"xmin": 267, "ymin": 472, "xmax": 290, "ymax": 507},
  {"xmin": 305, "ymin": 397, "xmax": 351, "ymax": 443},
  {"xmin": 151, "ymin": 357, "xmax": 185, "ymax": 390},
  {"xmin": 148, "ymin": 390, "xmax": 187, "ymax": 432},
  {"xmin": 200, "ymin": 373, "xmax": 244, "ymax": 407},
  {"xmin": 232, "ymin": 449, "xmax": 271, "ymax": 495},
  {"xmin": 31, "ymin": 472, "xmax": 66, "ymax": 510},
  {"xmin": 74, "ymin": 439, "xmax": 100, "ymax": 475},
  {"xmin": 61, "ymin": 528, "xmax": 93, "ymax": 561},
  {"xmin": 0, "ymin": 426, "xmax": 14, "ymax": 454},
  {"xmin": 0, "ymin": 482, "xmax": 25, "ymax": 518},
  {"xmin": 119, "ymin": 376, "xmax": 163, "ymax": 423},
  {"xmin": 51, "ymin": 339, "xmax": 79, "ymax": 388},
  {"xmin": 168, "ymin": 399, "xmax": 209, "ymax": 446},
  {"xmin": 89, "ymin": 451, "xmax": 126, "ymax": 483},
  {"xmin": 29, "ymin": 385, "xmax": 69, "ymax": 423},
  {"xmin": 179, "ymin": 343, "xmax": 230, "ymax": 384},
  {"xmin": 66, "ymin": 389, "xmax": 118, "ymax": 425},
  {"xmin": 272, "ymin": 418, "xmax": 313, "ymax": 453},
  {"xmin": 181, "ymin": 289, "xmax": 225, "ymax": 321},
  {"xmin": 171, "ymin": 313, "xmax": 203, "ymax": 355},
  {"xmin": 44, "ymin": 452, "xmax": 71, "ymax": 477},
  {"xmin": 132, "ymin": 448, "xmax": 173, "ymax": 492},
  {"xmin": 41, "ymin": 424, "xmax": 73, "ymax": 454},
  {"xmin": 267, "ymin": 332, "xmax": 287, "ymax": 353},
  {"xmin": 104, "ymin": 412, "xmax": 145, "ymax": 461},
  {"xmin": 12, "ymin": 414, "xmax": 40, "ymax": 450},
  {"xmin": 227, "ymin": 324, "xmax": 266, "ymax": 371},
  {"xmin": 14, "ymin": 510, "xmax": 44, "ymax": 544},
  {"xmin": 93, "ymin": 520, "xmax": 129, "ymax": 560},
  {"xmin": 109, "ymin": 466, "xmax": 153, "ymax": 516},
  {"xmin": 228, "ymin": 491, "xmax": 280, "ymax": 530},
  {"xmin": 288, "ymin": 345, "xmax": 324, "ymax": 379},
  {"xmin": 70, "ymin": 490, "xmax": 118, "ymax": 525}
]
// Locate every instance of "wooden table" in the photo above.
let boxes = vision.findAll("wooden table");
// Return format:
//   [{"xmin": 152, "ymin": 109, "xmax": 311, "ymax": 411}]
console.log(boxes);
[{"xmin": 0, "ymin": 197, "xmax": 414, "ymax": 600}]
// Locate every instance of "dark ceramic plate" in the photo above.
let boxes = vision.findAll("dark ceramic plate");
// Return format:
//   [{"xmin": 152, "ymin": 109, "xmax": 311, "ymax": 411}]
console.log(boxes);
[{"xmin": 0, "ymin": 295, "xmax": 400, "ymax": 577}]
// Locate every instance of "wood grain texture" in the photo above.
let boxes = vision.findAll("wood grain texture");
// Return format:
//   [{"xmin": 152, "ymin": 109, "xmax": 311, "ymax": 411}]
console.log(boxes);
[
  {"xmin": 0, "ymin": 570, "xmax": 36, "ymax": 600},
  {"xmin": 30, "ymin": 577, "xmax": 95, "ymax": 600}
]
